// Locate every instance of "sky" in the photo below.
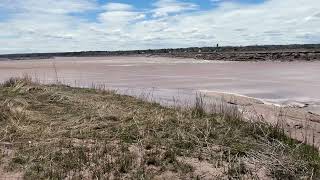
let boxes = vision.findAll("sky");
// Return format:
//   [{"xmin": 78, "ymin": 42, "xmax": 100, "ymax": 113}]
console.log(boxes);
[{"xmin": 0, "ymin": 0, "xmax": 320, "ymax": 54}]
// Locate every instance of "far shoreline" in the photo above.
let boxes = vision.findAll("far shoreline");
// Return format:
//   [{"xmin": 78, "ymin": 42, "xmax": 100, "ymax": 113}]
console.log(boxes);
[{"xmin": 1, "ymin": 43, "xmax": 320, "ymax": 62}]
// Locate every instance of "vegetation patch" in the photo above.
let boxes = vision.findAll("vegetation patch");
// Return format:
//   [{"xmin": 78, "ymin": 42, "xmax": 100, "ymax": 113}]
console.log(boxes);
[{"xmin": 0, "ymin": 78, "xmax": 319, "ymax": 179}]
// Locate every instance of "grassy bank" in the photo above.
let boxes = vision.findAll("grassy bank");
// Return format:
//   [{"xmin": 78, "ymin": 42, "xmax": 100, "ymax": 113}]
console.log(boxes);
[{"xmin": 0, "ymin": 77, "xmax": 319, "ymax": 179}]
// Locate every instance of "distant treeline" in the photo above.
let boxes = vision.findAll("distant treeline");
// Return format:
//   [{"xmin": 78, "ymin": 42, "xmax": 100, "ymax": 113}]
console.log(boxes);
[{"xmin": 1, "ymin": 44, "xmax": 320, "ymax": 60}]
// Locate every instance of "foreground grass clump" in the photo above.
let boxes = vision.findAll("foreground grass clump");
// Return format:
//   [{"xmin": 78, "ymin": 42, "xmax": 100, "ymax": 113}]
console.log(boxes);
[{"xmin": 0, "ymin": 78, "xmax": 319, "ymax": 179}]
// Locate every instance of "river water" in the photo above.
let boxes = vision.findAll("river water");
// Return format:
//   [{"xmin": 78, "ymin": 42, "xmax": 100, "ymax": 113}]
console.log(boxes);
[{"xmin": 1, "ymin": 56, "xmax": 320, "ymax": 114}]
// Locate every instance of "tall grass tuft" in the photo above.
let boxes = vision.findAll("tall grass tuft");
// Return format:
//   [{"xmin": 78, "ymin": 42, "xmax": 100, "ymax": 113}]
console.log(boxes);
[{"xmin": 191, "ymin": 93, "xmax": 206, "ymax": 117}]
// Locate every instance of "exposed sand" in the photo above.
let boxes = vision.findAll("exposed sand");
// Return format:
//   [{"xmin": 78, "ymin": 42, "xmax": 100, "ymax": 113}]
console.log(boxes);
[
  {"xmin": 1, "ymin": 56, "xmax": 320, "ymax": 147},
  {"xmin": 202, "ymin": 91, "xmax": 320, "ymax": 148}
]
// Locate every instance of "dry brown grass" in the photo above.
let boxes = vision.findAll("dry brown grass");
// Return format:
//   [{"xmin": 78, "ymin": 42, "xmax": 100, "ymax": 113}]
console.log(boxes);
[{"xmin": 0, "ymin": 77, "xmax": 319, "ymax": 179}]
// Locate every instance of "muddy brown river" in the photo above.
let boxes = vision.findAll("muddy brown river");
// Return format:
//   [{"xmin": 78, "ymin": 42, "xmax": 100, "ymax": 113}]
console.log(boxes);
[{"xmin": 1, "ymin": 56, "xmax": 320, "ymax": 114}]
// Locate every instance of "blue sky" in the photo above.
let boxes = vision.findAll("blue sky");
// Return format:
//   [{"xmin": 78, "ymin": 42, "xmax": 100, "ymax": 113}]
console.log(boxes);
[{"xmin": 0, "ymin": 0, "xmax": 319, "ymax": 54}]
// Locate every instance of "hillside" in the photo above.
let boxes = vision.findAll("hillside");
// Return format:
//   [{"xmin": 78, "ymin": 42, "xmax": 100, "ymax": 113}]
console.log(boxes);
[{"xmin": 0, "ymin": 77, "xmax": 319, "ymax": 179}]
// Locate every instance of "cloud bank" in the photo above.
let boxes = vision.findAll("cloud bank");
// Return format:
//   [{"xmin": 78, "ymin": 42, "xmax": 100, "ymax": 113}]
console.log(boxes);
[{"xmin": 0, "ymin": 0, "xmax": 319, "ymax": 54}]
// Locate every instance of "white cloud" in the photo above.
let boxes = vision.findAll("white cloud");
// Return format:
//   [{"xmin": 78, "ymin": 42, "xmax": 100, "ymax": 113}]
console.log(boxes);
[
  {"xmin": 99, "ymin": 3, "xmax": 145, "ymax": 27},
  {"xmin": 103, "ymin": 3, "xmax": 133, "ymax": 11},
  {"xmin": 0, "ymin": 0, "xmax": 320, "ymax": 54},
  {"xmin": 99, "ymin": 11, "xmax": 145, "ymax": 28},
  {"xmin": 152, "ymin": 0, "xmax": 199, "ymax": 17},
  {"xmin": 0, "ymin": 0, "xmax": 97, "ymax": 14}
]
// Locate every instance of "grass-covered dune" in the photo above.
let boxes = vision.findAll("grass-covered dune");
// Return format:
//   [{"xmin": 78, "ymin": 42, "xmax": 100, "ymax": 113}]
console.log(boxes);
[{"xmin": 0, "ymin": 77, "xmax": 319, "ymax": 179}]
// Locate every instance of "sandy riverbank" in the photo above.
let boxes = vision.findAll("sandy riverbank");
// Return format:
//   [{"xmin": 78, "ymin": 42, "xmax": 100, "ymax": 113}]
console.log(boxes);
[{"xmin": 199, "ymin": 91, "xmax": 320, "ymax": 148}]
